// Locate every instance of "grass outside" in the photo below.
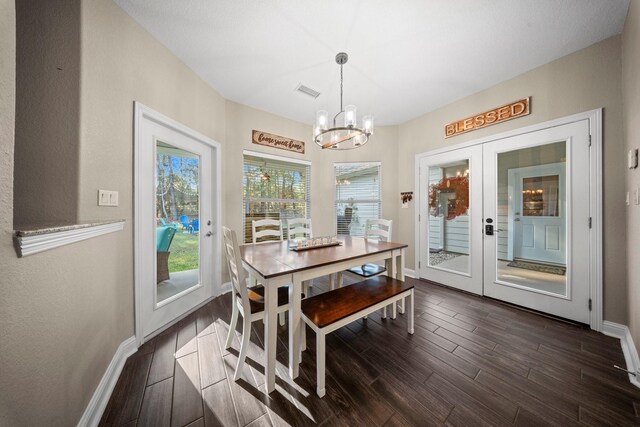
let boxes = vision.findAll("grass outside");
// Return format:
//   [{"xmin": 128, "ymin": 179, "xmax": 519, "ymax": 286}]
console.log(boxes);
[{"xmin": 168, "ymin": 231, "xmax": 199, "ymax": 272}]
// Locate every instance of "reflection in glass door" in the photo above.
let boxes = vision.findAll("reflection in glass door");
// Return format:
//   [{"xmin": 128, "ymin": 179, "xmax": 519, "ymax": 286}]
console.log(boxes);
[
  {"xmin": 419, "ymin": 145, "xmax": 482, "ymax": 295},
  {"xmin": 156, "ymin": 142, "xmax": 201, "ymax": 303}
]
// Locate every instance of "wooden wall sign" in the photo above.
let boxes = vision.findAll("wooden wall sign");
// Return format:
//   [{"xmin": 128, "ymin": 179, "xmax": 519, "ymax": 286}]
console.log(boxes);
[
  {"xmin": 444, "ymin": 97, "xmax": 530, "ymax": 138},
  {"xmin": 252, "ymin": 130, "xmax": 305, "ymax": 154}
]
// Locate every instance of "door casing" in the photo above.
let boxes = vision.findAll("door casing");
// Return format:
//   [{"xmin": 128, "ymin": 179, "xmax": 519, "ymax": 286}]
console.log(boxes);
[{"xmin": 414, "ymin": 109, "xmax": 603, "ymax": 331}]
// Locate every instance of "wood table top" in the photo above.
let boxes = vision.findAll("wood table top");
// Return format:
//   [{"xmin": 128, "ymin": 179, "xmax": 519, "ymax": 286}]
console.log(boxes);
[{"xmin": 240, "ymin": 236, "xmax": 407, "ymax": 279}]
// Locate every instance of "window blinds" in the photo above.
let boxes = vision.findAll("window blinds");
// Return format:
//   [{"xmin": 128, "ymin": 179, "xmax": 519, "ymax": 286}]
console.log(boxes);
[
  {"xmin": 334, "ymin": 162, "xmax": 381, "ymax": 236},
  {"xmin": 243, "ymin": 154, "xmax": 311, "ymax": 243}
]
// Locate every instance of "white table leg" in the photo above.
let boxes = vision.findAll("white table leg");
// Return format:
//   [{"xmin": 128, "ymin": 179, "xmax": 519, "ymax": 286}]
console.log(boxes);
[
  {"xmin": 316, "ymin": 332, "xmax": 326, "ymax": 398},
  {"xmin": 289, "ymin": 274, "xmax": 302, "ymax": 379},
  {"xmin": 329, "ymin": 273, "xmax": 335, "ymax": 290},
  {"xmin": 387, "ymin": 255, "xmax": 397, "ymax": 318},
  {"xmin": 264, "ymin": 280, "xmax": 277, "ymax": 393},
  {"xmin": 397, "ymin": 248, "xmax": 406, "ymax": 314},
  {"xmin": 408, "ymin": 288, "xmax": 415, "ymax": 334}
]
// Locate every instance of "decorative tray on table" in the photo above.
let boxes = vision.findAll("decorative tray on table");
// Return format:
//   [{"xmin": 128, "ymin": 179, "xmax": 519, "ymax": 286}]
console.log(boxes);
[{"xmin": 288, "ymin": 236, "xmax": 343, "ymax": 251}]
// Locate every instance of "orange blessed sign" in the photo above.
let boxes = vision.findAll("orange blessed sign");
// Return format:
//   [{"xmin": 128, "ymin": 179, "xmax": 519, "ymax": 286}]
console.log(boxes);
[
  {"xmin": 252, "ymin": 130, "xmax": 305, "ymax": 154},
  {"xmin": 444, "ymin": 98, "xmax": 530, "ymax": 138}
]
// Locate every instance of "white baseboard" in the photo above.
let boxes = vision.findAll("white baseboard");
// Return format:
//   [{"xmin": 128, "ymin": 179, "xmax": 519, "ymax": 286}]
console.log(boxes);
[
  {"xmin": 404, "ymin": 268, "xmax": 416, "ymax": 278},
  {"xmin": 602, "ymin": 321, "xmax": 640, "ymax": 388},
  {"xmin": 77, "ymin": 336, "xmax": 137, "ymax": 427},
  {"xmin": 221, "ymin": 281, "xmax": 232, "ymax": 294}
]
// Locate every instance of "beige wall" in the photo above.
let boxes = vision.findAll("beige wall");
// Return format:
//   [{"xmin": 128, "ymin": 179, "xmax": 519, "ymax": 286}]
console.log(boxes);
[
  {"xmin": 397, "ymin": 36, "xmax": 627, "ymax": 324},
  {"xmin": 623, "ymin": 0, "xmax": 640, "ymax": 354},
  {"xmin": 13, "ymin": 0, "xmax": 81, "ymax": 227}
]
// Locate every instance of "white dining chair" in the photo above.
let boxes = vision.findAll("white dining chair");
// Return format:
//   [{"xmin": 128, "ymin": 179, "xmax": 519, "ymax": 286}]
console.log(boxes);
[
  {"xmin": 252, "ymin": 218, "xmax": 283, "ymax": 244},
  {"xmin": 336, "ymin": 219, "xmax": 400, "ymax": 316},
  {"xmin": 287, "ymin": 217, "xmax": 312, "ymax": 239},
  {"xmin": 223, "ymin": 227, "xmax": 300, "ymax": 380},
  {"xmin": 286, "ymin": 218, "xmax": 314, "ymax": 294}
]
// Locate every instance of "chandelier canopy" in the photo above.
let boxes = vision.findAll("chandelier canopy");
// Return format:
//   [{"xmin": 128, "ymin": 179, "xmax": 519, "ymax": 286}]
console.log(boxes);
[{"xmin": 313, "ymin": 52, "xmax": 374, "ymax": 150}]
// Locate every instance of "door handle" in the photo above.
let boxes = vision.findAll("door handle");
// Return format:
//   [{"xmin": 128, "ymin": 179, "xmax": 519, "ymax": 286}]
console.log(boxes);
[
  {"xmin": 205, "ymin": 231, "xmax": 213, "ymax": 237},
  {"xmin": 514, "ymin": 218, "xmax": 520, "ymax": 222}
]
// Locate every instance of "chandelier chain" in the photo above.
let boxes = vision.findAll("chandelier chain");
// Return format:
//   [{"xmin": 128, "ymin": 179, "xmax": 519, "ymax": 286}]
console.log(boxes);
[{"xmin": 340, "ymin": 62, "xmax": 344, "ymax": 113}]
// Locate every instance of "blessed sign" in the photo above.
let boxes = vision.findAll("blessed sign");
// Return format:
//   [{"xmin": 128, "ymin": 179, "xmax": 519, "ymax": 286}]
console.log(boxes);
[
  {"xmin": 252, "ymin": 130, "xmax": 305, "ymax": 154},
  {"xmin": 444, "ymin": 98, "xmax": 530, "ymax": 138}
]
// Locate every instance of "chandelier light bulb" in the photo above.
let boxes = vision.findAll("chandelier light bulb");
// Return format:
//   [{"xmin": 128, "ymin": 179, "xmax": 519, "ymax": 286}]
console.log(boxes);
[{"xmin": 344, "ymin": 105, "xmax": 356, "ymax": 127}]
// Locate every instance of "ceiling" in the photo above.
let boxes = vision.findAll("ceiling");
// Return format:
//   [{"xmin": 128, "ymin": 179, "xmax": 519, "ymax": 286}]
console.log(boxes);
[{"xmin": 113, "ymin": 0, "xmax": 630, "ymax": 126}]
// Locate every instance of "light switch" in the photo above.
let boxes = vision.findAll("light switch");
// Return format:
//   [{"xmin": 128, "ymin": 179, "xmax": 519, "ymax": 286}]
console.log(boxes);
[{"xmin": 98, "ymin": 189, "xmax": 119, "ymax": 207}]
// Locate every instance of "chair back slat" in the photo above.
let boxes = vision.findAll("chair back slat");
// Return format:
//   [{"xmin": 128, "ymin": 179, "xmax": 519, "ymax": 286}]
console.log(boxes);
[
  {"xmin": 222, "ymin": 227, "xmax": 250, "ymax": 310},
  {"xmin": 287, "ymin": 218, "xmax": 312, "ymax": 239},
  {"xmin": 365, "ymin": 219, "xmax": 393, "ymax": 242},
  {"xmin": 252, "ymin": 219, "xmax": 283, "ymax": 244}
]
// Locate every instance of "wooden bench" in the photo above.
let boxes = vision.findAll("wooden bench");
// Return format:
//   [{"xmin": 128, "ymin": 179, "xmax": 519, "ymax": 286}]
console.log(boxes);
[{"xmin": 301, "ymin": 275, "xmax": 414, "ymax": 397}]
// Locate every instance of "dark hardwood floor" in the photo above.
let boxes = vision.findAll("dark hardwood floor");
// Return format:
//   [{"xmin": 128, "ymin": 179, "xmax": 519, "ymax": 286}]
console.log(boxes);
[{"xmin": 100, "ymin": 277, "xmax": 640, "ymax": 426}]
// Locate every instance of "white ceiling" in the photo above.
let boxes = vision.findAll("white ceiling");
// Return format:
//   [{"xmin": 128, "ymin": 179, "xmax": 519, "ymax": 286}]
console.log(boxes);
[{"xmin": 113, "ymin": 0, "xmax": 629, "ymax": 126}]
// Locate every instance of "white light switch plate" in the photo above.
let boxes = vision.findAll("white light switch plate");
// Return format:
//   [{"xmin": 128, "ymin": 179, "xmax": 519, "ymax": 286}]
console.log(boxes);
[{"xmin": 98, "ymin": 189, "xmax": 119, "ymax": 207}]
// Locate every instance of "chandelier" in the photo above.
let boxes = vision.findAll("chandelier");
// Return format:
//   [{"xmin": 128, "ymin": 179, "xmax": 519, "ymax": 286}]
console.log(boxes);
[{"xmin": 313, "ymin": 52, "xmax": 374, "ymax": 150}]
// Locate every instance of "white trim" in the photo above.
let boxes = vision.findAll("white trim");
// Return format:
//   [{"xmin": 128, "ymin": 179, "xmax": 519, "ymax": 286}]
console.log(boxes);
[
  {"xmin": 404, "ymin": 268, "xmax": 416, "ymax": 278},
  {"xmin": 602, "ymin": 321, "xmax": 640, "ymax": 388},
  {"xmin": 77, "ymin": 336, "xmax": 137, "ymax": 427},
  {"xmin": 221, "ymin": 281, "xmax": 232, "ymax": 294},
  {"xmin": 16, "ymin": 221, "xmax": 125, "ymax": 257},
  {"xmin": 414, "ymin": 108, "xmax": 603, "ymax": 331},
  {"xmin": 243, "ymin": 149, "xmax": 311, "ymax": 166}
]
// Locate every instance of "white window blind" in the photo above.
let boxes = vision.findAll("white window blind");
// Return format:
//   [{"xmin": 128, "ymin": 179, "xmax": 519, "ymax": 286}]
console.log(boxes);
[
  {"xmin": 334, "ymin": 162, "xmax": 381, "ymax": 236},
  {"xmin": 243, "ymin": 154, "xmax": 311, "ymax": 243}
]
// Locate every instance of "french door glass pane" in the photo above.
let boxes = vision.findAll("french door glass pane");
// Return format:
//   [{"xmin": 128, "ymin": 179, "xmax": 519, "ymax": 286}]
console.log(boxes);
[
  {"xmin": 427, "ymin": 160, "xmax": 470, "ymax": 274},
  {"xmin": 496, "ymin": 141, "xmax": 567, "ymax": 296},
  {"xmin": 156, "ymin": 141, "xmax": 200, "ymax": 303}
]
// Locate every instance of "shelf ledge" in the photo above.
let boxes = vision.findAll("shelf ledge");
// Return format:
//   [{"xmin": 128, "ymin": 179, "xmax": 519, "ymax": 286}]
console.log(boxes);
[{"xmin": 14, "ymin": 220, "xmax": 125, "ymax": 257}]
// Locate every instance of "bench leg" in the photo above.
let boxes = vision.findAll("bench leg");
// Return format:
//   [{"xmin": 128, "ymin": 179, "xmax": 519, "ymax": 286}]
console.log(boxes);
[
  {"xmin": 337, "ymin": 271, "xmax": 344, "ymax": 288},
  {"xmin": 391, "ymin": 302, "xmax": 397, "ymax": 320},
  {"xmin": 317, "ymin": 332, "xmax": 326, "ymax": 398},
  {"xmin": 382, "ymin": 305, "xmax": 387, "ymax": 319},
  {"xmin": 303, "ymin": 280, "xmax": 311, "ymax": 297},
  {"xmin": 408, "ymin": 289, "xmax": 415, "ymax": 334},
  {"xmin": 399, "ymin": 297, "xmax": 406, "ymax": 315},
  {"xmin": 329, "ymin": 274, "xmax": 336, "ymax": 290}
]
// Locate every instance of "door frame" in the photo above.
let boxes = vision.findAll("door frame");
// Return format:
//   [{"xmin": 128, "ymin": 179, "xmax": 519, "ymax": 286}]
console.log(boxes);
[
  {"xmin": 414, "ymin": 109, "xmax": 603, "ymax": 331},
  {"xmin": 134, "ymin": 102, "xmax": 222, "ymax": 345}
]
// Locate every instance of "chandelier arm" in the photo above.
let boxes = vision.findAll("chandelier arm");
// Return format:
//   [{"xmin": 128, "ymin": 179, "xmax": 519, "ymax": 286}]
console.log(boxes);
[{"xmin": 321, "ymin": 132, "xmax": 359, "ymax": 149}]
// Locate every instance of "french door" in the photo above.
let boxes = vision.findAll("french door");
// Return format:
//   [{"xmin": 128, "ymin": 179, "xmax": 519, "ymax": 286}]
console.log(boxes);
[
  {"xmin": 419, "ymin": 119, "xmax": 593, "ymax": 324},
  {"xmin": 135, "ymin": 103, "xmax": 221, "ymax": 340}
]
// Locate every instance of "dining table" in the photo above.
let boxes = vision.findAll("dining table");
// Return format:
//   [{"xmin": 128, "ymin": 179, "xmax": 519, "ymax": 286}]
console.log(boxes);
[{"xmin": 240, "ymin": 235, "xmax": 408, "ymax": 394}]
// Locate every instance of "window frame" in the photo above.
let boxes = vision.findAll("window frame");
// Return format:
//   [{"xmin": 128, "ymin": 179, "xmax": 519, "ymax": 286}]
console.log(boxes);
[
  {"xmin": 242, "ymin": 150, "xmax": 311, "ymax": 243},
  {"xmin": 333, "ymin": 161, "xmax": 382, "ymax": 236}
]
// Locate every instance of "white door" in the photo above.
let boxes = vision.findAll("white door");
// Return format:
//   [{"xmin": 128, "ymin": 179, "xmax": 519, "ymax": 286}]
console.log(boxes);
[
  {"xmin": 483, "ymin": 120, "xmax": 591, "ymax": 323},
  {"xmin": 419, "ymin": 145, "xmax": 483, "ymax": 294},
  {"xmin": 509, "ymin": 163, "xmax": 566, "ymax": 264},
  {"xmin": 135, "ymin": 104, "xmax": 221, "ymax": 339}
]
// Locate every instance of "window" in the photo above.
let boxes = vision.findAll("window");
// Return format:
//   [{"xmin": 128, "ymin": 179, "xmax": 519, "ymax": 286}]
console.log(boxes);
[
  {"xmin": 334, "ymin": 162, "xmax": 381, "ymax": 236},
  {"xmin": 243, "ymin": 152, "xmax": 310, "ymax": 243}
]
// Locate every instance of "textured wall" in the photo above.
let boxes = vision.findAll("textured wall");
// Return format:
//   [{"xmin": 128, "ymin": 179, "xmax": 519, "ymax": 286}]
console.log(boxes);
[
  {"xmin": 397, "ymin": 36, "xmax": 627, "ymax": 324},
  {"xmin": 623, "ymin": 0, "xmax": 640, "ymax": 354},
  {"xmin": 13, "ymin": 0, "xmax": 81, "ymax": 228}
]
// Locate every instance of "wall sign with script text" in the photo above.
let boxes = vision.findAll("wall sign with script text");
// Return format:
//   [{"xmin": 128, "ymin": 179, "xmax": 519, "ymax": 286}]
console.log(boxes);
[
  {"xmin": 252, "ymin": 130, "xmax": 305, "ymax": 154},
  {"xmin": 444, "ymin": 98, "xmax": 530, "ymax": 138}
]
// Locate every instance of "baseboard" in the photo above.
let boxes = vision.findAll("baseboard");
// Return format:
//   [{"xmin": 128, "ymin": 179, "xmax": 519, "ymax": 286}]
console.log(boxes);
[
  {"xmin": 77, "ymin": 336, "xmax": 137, "ymax": 427},
  {"xmin": 602, "ymin": 321, "xmax": 640, "ymax": 388},
  {"xmin": 221, "ymin": 281, "xmax": 232, "ymax": 294},
  {"xmin": 404, "ymin": 268, "xmax": 416, "ymax": 278}
]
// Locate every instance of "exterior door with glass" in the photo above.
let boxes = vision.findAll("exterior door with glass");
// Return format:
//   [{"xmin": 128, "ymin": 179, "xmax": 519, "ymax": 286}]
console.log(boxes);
[
  {"xmin": 419, "ymin": 145, "xmax": 483, "ymax": 294},
  {"xmin": 483, "ymin": 120, "xmax": 591, "ymax": 323},
  {"xmin": 136, "ymin": 104, "xmax": 220, "ymax": 340}
]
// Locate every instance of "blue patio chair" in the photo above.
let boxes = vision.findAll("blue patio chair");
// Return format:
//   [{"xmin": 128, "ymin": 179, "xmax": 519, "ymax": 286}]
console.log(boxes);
[
  {"xmin": 190, "ymin": 218, "xmax": 200, "ymax": 234},
  {"xmin": 179, "ymin": 215, "xmax": 190, "ymax": 231}
]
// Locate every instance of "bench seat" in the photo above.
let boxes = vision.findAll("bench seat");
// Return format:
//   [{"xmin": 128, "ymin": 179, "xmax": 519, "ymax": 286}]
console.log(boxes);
[{"xmin": 301, "ymin": 275, "xmax": 414, "ymax": 397}]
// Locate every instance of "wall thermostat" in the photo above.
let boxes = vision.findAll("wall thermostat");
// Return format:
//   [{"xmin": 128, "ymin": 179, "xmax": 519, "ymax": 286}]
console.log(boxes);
[{"xmin": 629, "ymin": 148, "xmax": 638, "ymax": 169}]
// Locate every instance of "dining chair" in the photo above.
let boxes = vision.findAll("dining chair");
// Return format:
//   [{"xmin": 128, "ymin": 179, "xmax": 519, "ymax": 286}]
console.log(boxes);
[
  {"xmin": 287, "ymin": 217, "xmax": 312, "ymax": 239},
  {"xmin": 252, "ymin": 219, "xmax": 283, "ymax": 243},
  {"xmin": 222, "ymin": 227, "xmax": 301, "ymax": 380},
  {"xmin": 336, "ymin": 219, "xmax": 396, "ymax": 315},
  {"xmin": 286, "ymin": 218, "xmax": 314, "ymax": 294}
]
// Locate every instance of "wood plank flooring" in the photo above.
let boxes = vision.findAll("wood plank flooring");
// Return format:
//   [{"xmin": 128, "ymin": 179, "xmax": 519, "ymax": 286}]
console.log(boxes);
[{"xmin": 100, "ymin": 277, "xmax": 640, "ymax": 426}]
